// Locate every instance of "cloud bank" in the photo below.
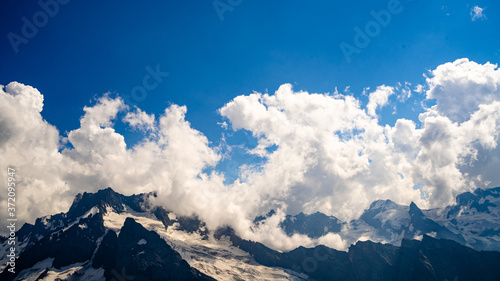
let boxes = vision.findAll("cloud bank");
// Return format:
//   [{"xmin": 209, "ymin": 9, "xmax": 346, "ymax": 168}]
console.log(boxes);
[{"xmin": 1, "ymin": 58, "xmax": 499, "ymax": 251}]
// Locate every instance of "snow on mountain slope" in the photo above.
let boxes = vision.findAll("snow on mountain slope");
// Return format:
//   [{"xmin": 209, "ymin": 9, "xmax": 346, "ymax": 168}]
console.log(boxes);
[
  {"xmin": 424, "ymin": 187, "xmax": 500, "ymax": 251},
  {"xmin": 102, "ymin": 206, "xmax": 308, "ymax": 281},
  {"xmin": 283, "ymin": 198, "xmax": 467, "ymax": 248},
  {"xmin": 13, "ymin": 259, "xmax": 105, "ymax": 281},
  {"xmin": 3, "ymin": 202, "xmax": 306, "ymax": 281},
  {"xmin": 328, "ymin": 199, "xmax": 413, "ymax": 247},
  {"xmin": 371, "ymin": 201, "xmax": 410, "ymax": 230},
  {"xmin": 0, "ymin": 206, "xmax": 102, "ymax": 274}
]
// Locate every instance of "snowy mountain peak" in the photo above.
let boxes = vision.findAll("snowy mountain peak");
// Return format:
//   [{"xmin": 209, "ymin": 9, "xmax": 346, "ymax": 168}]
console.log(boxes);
[
  {"xmin": 67, "ymin": 187, "xmax": 148, "ymax": 219},
  {"xmin": 368, "ymin": 199, "xmax": 401, "ymax": 210}
]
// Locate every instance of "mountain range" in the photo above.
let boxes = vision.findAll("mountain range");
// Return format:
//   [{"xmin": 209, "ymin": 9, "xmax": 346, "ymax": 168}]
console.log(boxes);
[{"xmin": 1, "ymin": 186, "xmax": 500, "ymax": 280}]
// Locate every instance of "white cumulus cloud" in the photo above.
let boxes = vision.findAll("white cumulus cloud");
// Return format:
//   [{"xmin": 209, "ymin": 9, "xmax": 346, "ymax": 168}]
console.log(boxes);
[
  {"xmin": 0, "ymin": 58, "xmax": 499, "ymax": 252},
  {"xmin": 425, "ymin": 58, "xmax": 500, "ymax": 123}
]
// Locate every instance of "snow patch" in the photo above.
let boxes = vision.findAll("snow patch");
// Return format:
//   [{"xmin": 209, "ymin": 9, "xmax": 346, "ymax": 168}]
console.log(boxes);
[
  {"xmin": 167, "ymin": 212, "xmax": 177, "ymax": 220},
  {"xmin": 30, "ymin": 262, "xmax": 105, "ymax": 281},
  {"xmin": 426, "ymin": 231, "xmax": 437, "ymax": 238},
  {"xmin": 14, "ymin": 257, "xmax": 54, "ymax": 280},
  {"xmin": 374, "ymin": 206, "xmax": 410, "ymax": 230},
  {"xmin": 83, "ymin": 206, "xmax": 100, "ymax": 218},
  {"xmin": 413, "ymin": 234, "xmax": 423, "ymax": 241}
]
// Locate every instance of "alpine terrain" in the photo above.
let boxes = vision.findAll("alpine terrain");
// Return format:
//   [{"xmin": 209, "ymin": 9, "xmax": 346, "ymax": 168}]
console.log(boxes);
[{"xmin": 1, "ymin": 186, "xmax": 500, "ymax": 281}]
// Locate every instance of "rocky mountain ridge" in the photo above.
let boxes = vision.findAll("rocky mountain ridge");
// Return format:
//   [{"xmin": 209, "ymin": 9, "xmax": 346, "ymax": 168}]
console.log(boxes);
[
  {"xmin": 1, "ymin": 186, "xmax": 499, "ymax": 280},
  {"xmin": 270, "ymin": 187, "xmax": 500, "ymax": 251}
]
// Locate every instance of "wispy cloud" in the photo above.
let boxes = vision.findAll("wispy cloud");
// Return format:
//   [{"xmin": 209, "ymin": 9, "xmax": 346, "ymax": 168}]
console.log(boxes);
[{"xmin": 471, "ymin": 6, "xmax": 486, "ymax": 21}]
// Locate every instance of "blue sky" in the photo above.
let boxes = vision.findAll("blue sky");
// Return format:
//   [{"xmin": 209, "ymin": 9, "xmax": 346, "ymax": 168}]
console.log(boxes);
[
  {"xmin": 1, "ymin": 0, "xmax": 498, "ymax": 143},
  {"xmin": 2, "ymin": 0, "xmax": 500, "ymax": 233}
]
